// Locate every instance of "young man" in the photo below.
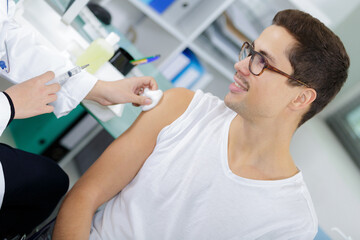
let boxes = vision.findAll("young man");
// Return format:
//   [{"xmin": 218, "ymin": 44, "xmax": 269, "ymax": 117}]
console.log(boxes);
[{"xmin": 53, "ymin": 10, "xmax": 349, "ymax": 239}]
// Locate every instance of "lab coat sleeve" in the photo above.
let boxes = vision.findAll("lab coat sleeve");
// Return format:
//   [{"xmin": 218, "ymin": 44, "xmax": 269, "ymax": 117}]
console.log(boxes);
[
  {"xmin": 0, "ymin": 3, "xmax": 97, "ymax": 118},
  {"xmin": 0, "ymin": 92, "xmax": 12, "ymax": 136},
  {"xmin": 50, "ymin": 71, "xmax": 97, "ymax": 117}
]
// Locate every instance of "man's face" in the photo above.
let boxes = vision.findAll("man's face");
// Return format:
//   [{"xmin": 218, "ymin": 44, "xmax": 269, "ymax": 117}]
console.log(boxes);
[{"xmin": 224, "ymin": 25, "xmax": 302, "ymax": 123}]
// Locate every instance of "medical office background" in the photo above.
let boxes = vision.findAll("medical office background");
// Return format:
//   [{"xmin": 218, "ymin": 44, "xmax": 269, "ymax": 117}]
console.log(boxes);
[{"xmin": 0, "ymin": 0, "xmax": 360, "ymax": 239}]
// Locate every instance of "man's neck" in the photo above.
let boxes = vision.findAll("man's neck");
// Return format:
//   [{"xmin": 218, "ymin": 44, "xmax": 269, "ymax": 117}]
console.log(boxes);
[{"xmin": 228, "ymin": 115, "xmax": 299, "ymax": 180}]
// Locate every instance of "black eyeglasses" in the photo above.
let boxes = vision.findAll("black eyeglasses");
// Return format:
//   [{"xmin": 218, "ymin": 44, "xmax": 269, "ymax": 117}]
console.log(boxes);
[{"xmin": 239, "ymin": 42, "xmax": 309, "ymax": 88}]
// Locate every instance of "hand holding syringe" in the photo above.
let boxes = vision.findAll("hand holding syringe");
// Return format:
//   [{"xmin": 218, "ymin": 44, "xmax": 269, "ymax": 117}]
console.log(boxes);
[{"xmin": 47, "ymin": 64, "xmax": 89, "ymax": 85}]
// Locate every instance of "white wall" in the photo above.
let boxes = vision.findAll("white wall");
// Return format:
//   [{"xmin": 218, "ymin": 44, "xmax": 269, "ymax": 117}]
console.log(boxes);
[
  {"xmin": 330, "ymin": 2, "xmax": 360, "ymax": 105},
  {"xmin": 291, "ymin": 118, "xmax": 360, "ymax": 239},
  {"xmin": 290, "ymin": 3, "xmax": 360, "ymax": 239},
  {"xmin": 98, "ymin": 0, "xmax": 144, "ymax": 37},
  {"xmin": 289, "ymin": 0, "xmax": 360, "ymax": 29}
]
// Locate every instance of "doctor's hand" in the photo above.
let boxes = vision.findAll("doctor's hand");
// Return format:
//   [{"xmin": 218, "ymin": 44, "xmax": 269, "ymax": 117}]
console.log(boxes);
[
  {"xmin": 85, "ymin": 76, "xmax": 158, "ymax": 106},
  {"xmin": 5, "ymin": 71, "xmax": 61, "ymax": 119}
]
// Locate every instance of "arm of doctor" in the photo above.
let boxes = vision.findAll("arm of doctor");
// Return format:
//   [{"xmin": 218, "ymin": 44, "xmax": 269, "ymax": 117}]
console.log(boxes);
[
  {"xmin": 52, "ymin": 88, "xmax": 194, "ymax": 239},
  {"xmin": 85, "ymin": 76, "xmax": 158, "ymax": 106}
]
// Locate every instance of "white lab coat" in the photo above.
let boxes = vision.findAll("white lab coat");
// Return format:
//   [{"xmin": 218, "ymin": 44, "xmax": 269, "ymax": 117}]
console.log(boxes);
[{"xmin": 0, "ymin": 0, "xmax": 98, "ymax": 208}]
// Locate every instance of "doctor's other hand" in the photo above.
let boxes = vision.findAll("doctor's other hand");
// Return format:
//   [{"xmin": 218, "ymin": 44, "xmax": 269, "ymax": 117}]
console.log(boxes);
[
  {"xmin": 4, "ymin": 71, "xmax": 60, "ymax": 119},
  {"xmin": 85, "ymin": 76, "xmax": 158, "ymax": 106}
]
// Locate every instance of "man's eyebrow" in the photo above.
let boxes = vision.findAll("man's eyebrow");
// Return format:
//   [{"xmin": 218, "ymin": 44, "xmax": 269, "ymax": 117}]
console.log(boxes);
[{"xmin": 253, "ymin": 41, "xmax": 277, "ymax": 64}]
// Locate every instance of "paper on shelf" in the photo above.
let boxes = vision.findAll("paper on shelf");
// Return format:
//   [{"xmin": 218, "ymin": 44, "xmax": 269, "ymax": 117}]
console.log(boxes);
[
  {"xmin": 159, "ymin": 53, "xmax": 190, "ymax": 81},
  {"xmin": 226, "ymin": 4, "xmax": 260, "ymax": 41},
  {"xmin": 173, "ymin": 68, "xmax": 200, "ymax": 88},
  {"xmin": 170, "ymin": 49, "xmax": 204, "ymax": 89},
  {"xmin": 205, "ymin": 24, "xmax": 239, "ymax": 63},
  {"xmin": 217, "ymin": 14, "xmax": 250, "ymax": 47}
]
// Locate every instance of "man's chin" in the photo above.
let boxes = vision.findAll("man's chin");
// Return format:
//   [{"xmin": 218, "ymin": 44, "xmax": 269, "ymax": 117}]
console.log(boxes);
[
  {"xmin": 224, "ymin": 92, "xmax": 239, "ymax": 108},
  {"xmin": 224, "ymin": 91, "xmax": 233, "ymax": 100},
  {"xmin": 224, "ymin": 93, "xmax": 231, "ymax": 106},
  {"xmin": 224, "ymin": 95, "xmax": 237, "ymax": 112}
]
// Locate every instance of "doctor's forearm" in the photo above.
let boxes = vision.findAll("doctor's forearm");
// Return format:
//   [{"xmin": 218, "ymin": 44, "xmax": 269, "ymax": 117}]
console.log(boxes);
[
  {"xmin": 84, "ymin": 76, "xmax": 158, "ymax": 106},
  {"xmin": 84, "ymin": 80, "xmax": 110, "ymax": 105}
]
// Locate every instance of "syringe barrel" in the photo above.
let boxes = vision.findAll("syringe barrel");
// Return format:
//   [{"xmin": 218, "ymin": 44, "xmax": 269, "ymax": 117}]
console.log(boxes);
[
  {"xmin": 47, "ymin": 66, "xmax": 82, "ymax": 85},
  {"xmin": 67, "ymin": 66, "xmax": 82, "ymax": 77}
]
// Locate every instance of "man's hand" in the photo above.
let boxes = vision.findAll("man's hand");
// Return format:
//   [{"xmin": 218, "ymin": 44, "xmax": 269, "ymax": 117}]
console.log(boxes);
[
  {"xmin": 85, "ymin": 76, "xmax": 158, "ymax": 106},
  {"xmin": 5, "ymin": 71, "xmax": 60, "ymax": 119}
]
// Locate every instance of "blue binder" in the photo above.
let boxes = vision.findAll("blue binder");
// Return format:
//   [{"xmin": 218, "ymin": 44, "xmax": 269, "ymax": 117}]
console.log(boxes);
[
  {"xmin": 141, "ymin": 0, "xmax": 176, "ymax": 14},
  {"xmin": 171, "ymin": 48, "xmax": 204, "ymax": 89}
]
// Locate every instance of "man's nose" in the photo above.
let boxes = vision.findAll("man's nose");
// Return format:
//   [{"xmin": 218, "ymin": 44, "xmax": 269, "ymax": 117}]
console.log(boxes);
[{"xmin": 234, "ymin": 57, "xmax": 250, "ymax": 76}]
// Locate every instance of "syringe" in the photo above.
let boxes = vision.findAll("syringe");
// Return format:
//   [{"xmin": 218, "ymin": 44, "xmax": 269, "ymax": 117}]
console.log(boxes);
[{"xmin": 48, "ymin": 64, "xmax": 89, "ymax": 85}]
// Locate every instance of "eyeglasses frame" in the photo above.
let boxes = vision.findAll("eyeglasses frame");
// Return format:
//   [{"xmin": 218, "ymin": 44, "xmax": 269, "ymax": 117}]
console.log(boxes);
[{"xmin": 240, "ymin": 42, "xmax": 310, "ymax": 88}]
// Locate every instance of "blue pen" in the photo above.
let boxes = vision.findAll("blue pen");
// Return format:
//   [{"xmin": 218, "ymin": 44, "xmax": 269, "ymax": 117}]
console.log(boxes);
[{"xmin": 130, "ymin": 55, "xmax": 160, "ymax": 65}]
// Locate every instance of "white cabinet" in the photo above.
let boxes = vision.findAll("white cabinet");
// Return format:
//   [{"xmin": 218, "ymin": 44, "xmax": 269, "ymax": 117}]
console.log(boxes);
[
  {"xmin": 101, "ymin": 0, "xmax": 302, "ymax": 97},
  {"xmin": 101, "ymin": 0, "xmax": 239, "ymax": 97},
  {"xmin": 129, "ymin": 0, "xmax": 236, "ymax": 95},
  {"xmin": 113, "ymin": 0, "xmax": 299, "ymax": 97}
]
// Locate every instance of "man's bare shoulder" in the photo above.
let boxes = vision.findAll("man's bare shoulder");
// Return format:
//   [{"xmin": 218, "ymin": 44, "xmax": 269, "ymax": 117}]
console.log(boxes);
[
  {"xmin": 130, "ymin": 87, "xmax": 195, "ymax": 137},
  {"xmin": 142, "ymin": 87, "xmax": 194, "ymax": 121},
  {"xmin": 161, "ymin": 87, "xmax": 195, "ymax": 107},
  {"xmin": 157, "ymin": 87, "xmax": 195, "ymax": 120}
]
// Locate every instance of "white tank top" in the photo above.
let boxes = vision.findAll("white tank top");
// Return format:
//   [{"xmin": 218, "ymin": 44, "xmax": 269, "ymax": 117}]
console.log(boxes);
[{"xmin": 90, "ymin": 90, "xmax": 318, "ymax": 240}]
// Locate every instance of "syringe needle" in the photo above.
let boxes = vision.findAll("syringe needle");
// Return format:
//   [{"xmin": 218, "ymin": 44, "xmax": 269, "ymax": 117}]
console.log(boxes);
[{"xmin": 81, "ymin": 64, "xmax": 89, "ymax": 70}]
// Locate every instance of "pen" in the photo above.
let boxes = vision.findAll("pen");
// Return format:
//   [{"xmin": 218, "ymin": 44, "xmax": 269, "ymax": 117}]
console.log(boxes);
[
  {"xmin": 130, "ymin": 55, "xmax": 160, "ymax": 65},
  {"xmin": 49, "ymin": 64, "xmax": 89, "ymax": 85}
]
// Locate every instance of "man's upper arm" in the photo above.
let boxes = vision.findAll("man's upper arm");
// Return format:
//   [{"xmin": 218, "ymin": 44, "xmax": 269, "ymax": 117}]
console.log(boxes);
[{"xmin": 72, "ymin": 87, "xmax": 195, "ymax": 209}]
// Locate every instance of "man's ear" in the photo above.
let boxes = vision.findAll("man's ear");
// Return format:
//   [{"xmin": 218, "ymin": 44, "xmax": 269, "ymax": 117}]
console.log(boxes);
[{"xmin": 289, "ymin": 88, "xmax": 317, "ymax": 111}]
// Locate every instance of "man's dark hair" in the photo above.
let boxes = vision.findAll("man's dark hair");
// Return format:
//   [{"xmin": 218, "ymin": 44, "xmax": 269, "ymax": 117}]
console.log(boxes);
[{"xmin": 273, "ymin": 9, "xmax": 350, "ymax": 126}]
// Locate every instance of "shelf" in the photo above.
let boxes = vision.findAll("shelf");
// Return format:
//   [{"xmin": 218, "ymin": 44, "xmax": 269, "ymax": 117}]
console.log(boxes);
[
  {"xmin": 58, "ymin": 124, "xmax": 104, "ymax": 168},
  {"xmin": 127, "ymin": 0, "xmax": 238, "ymax": 91},
  {"xmin": 190, "ymin": 34, "xmax": 235, "ymax": 82},
  {"xmin": 177, "ymin": 0, "xmax": 235, "ymax": 40},
  {"xmin": 132, "ymin": 17, "xmax": 182, "ymax": 67},
  {"xmin": 129, "ymin": 0, "xmax": 235, "ymax": 42},
  {"xmin": 128, "ymin": 0, "xmax": 186, "ymax": 41}
]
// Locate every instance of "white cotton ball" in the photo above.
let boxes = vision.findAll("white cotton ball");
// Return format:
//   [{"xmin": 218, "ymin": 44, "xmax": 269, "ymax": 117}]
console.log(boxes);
[{"xmin": 141, "ymin": 88, "xmax": 163, "ymax": 111}]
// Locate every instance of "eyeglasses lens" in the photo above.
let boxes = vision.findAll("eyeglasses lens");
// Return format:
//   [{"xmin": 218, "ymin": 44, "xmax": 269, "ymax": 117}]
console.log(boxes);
[
  {"xmin": 239, "ymin": 43, "xmax": 265, "ymax": 75},
  {"xmin": 251, "ymin": 54, "xmax": 265, "ymax": 75},
  {"xmin": 239, "ymin": 44, "xmax": 249, "ymax": 61}
]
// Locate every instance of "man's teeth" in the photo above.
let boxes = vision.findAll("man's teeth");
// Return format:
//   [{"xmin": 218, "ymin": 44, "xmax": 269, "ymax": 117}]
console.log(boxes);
[{"xmin": 235, "ymin": 82, "xmax": 247, "ymax": 91}]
